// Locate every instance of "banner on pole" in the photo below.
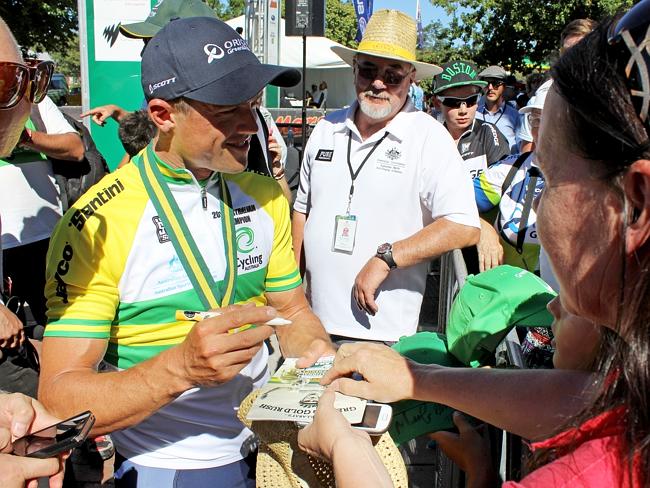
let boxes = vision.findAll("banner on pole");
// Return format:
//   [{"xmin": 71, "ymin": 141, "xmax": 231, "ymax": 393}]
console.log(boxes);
[
  {"xmin": 416, "ymin": 0, "xmax": 424, "ymax": 49},
  {"xmin": 353, "ymin": 0, "xmax": 373, "ymax": 42}
]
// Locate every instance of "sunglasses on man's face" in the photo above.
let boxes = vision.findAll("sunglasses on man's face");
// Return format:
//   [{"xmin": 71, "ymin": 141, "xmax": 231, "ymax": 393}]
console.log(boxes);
[
  {"xmin": 483, "ymin": 78, "xmax": 505, "ymax": 88},
  {"xmin": 355, "ymin": 63, "xmax": 412, "ymax": 86},
  {"xmin": 0, "ymin": 59, "xmax": 54, "ymax": 110},
  {"xmin": 437, "ymin": 93, "xmax": 480, "ymax": 109}
]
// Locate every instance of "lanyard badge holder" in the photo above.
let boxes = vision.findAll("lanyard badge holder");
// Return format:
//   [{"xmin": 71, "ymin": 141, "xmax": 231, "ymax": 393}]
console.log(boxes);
[{"xmin": 332, "ymin": 131, "xmax": 388, "ymax": 254}]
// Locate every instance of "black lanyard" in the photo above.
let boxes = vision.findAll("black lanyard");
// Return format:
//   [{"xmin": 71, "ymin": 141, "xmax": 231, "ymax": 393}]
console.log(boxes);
[
  {"xmin": 482, "ymin": 105, "xmax": 504, "ymax": 126},
  {"xmin": 345, "ymin": 130, "xmax": 389, "ymax": 214}
]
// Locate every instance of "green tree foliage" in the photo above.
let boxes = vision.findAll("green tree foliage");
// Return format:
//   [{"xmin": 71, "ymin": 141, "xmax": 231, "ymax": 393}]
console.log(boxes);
[
  {"xmin": 430, "ymin": 0, "xmax": 634, "ymax": 72},
  {"xmin": 50, "ymin": 34, "xmax": 80, "ymax": 79},
  {"xmin": 205, "ymin": 0, "xmax": 244, "ymax": 20},
  {"xmin": 325, "ymin": 0, "xmax": 359, "ymax": 48},
  {"xmin": 0, "ymin": 0, "xmax": 77, "ymax": 54}
]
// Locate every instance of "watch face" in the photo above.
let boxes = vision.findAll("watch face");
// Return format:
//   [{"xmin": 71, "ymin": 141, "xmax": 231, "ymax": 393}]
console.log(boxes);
[{"xmin": 377, "ymin": 243, "xmax": 391, "ymax": 254}]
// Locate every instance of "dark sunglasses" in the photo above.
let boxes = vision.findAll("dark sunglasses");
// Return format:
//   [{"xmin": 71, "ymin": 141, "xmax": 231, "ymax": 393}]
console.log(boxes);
[
  {"xmin": 483, "ymin": 78, "xmax": 505, "ymax": 88},
  {"xmin": 437, "ymin": 93, "xmax": 480, "ymax": 108},
  {"xmin": 607, "ymin": 0, "xmax": 650, "ymax": 124},
  {"xmin": 355, "ymin": 64, "xmax": 412, "ymax": 86},
  {"xmin": 0, "ymin": 59, "xmax": 54, "ymax": 110}
]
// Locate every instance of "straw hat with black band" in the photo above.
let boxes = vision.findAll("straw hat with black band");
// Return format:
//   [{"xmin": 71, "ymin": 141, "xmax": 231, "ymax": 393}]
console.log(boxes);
[{"xmin": 331, "ymin": 9, "xmax": 442, "ymax": 80}]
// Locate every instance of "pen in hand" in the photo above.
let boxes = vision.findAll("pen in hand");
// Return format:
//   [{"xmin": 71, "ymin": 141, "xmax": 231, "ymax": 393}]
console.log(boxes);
[{"xmin": 175, "ymin": 310, "xmax": 291, "ymax": 333}]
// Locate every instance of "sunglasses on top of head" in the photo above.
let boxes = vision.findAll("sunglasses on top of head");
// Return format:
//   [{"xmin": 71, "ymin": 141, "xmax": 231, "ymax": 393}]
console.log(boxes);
[
  {"xmin": 437, "ymin": 93, "xmax": 481, "ymax": 108},
  {"xmin": 607, "ymin": 0, "xmax": 650, "ymax": 126},
  {"xmin": 0, "ymin": 59, "xmax": 54, "ymax": 110},
  {"xmin": 355, "ymin": 63, "xmax": 413, "ymax": 86}
]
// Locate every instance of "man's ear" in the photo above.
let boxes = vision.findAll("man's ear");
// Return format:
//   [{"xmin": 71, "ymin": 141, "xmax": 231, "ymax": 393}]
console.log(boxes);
[
  {"xmin": 147, "ymin": 99, "xmax": 177, "ymax": 133},
  {"xmin": 623, "ymin": 159, "xmax": 650, "ymax": 254}
]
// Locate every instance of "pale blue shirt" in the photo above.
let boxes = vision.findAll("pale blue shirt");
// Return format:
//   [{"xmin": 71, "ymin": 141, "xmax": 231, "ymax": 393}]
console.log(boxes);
[{"xmin": 476, "ymin": 98, "xmax": 520, "ymax": 153}]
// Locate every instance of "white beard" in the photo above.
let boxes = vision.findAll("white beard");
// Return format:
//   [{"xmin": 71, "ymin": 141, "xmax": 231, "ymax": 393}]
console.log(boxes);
[{"xmin": 358, "ymin": 92, "xmax": 394, "ymax": 120}]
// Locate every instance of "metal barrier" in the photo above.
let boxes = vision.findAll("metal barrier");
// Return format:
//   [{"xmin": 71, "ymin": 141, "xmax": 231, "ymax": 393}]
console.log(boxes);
[
  {"xmin": 436, "ymin": 249, "xmax": 468, "ymax": 333},
  {"xmin": 434, "ymin": 250, "xmax": 527, "ymax": 486}
]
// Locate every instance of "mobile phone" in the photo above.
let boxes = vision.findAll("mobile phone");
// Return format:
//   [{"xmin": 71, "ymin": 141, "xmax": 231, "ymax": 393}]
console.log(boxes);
[
  {"xmin": 296, "ymin": 403, "xmax": 393, "ymax": 436},
  {"xmin": 12, "ymin": 411, "xmax": 95, "ymax": 458},
  {"xmin": 352, "ymin": 403, "xmax": 392, "ymax": 435}
]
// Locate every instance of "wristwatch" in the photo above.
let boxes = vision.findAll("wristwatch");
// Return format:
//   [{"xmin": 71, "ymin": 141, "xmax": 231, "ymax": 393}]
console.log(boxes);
[{"xmin": 376, "ymin": 242, "xmax": 397, "ymax": 269}]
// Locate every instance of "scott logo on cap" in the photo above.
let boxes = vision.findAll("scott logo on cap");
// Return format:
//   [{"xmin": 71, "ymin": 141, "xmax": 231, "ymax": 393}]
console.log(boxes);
[
  {"xmin": 149, "ymin": 76, "xmax": 177, "ymax": 94},
  {"xmin": 203, "ymin": 37, "xmax": 250, "ymax": 64}
]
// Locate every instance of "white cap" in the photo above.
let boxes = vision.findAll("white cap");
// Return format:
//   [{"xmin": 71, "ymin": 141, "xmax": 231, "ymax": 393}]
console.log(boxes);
[{"xmin": 519, "ymin": 79, "xmax": 553, "ymax": 114}]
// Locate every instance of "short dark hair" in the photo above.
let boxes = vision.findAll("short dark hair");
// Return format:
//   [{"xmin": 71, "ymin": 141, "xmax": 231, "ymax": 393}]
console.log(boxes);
[
  {"xmin": 560, "ymin": 18, "xmax": 597, "ymax": 48},
  {"xmin": 118, "ymin": 109, "xmax": 156, "ymax": 157}
]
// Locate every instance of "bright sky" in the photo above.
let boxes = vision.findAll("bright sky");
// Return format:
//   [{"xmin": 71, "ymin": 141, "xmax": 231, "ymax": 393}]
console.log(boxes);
[{"xmin": 372, "ymin": 0, "xmax": 448, "ymax": 25}]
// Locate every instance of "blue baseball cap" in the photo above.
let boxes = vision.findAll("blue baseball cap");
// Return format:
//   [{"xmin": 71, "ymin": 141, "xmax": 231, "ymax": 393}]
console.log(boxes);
[{"xmin": 141, "ymin": 16, "xmax": 301, "ymax": 105}]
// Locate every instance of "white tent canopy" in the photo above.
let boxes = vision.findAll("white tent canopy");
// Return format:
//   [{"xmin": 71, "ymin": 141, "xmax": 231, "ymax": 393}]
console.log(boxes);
[{"xmin": 226, "ymin": 16, "xmax": 355, "ymax": 108}]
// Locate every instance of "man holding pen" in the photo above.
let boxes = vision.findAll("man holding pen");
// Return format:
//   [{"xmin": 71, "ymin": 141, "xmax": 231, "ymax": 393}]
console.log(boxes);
[{"xmin": 38, "ymin": 18, "xmax": 333, "ymax": 487}]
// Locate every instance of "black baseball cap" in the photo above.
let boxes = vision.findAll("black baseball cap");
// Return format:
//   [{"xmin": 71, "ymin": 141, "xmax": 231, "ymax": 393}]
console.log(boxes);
[{"xmin": 141, "ymin": 16, "xmax": 301, "ymax": 105}]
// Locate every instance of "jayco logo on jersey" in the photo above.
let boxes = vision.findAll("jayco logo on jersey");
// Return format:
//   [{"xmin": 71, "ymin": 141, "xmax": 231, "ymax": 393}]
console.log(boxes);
[
  {"xmin": 54, "ymin": 242, "xmax": 73, "ymax": 304},
  {"xmin": 204, "ymin": 37, "xmax": 249, "ymax": 64}
]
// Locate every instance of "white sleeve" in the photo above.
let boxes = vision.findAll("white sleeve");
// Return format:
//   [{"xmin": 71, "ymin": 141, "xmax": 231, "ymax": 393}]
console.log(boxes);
[
  {"xmin": 292, "ymin": 123, "xmax": 321, "ymax": 214},
  {"xmin": 37, "ymin": 96, "xmax": 76, "ymax": 135},
  {"xmin": 419, "ymin": 125, "xmax": 480, "ymax": 228},
  {"xmin": 516, "ymin": 113, "xmax": 532, "ymax": 144}
]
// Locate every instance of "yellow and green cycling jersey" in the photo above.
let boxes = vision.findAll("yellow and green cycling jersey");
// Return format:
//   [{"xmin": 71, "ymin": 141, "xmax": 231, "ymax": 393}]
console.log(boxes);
[{"xmin": 44, "ymin": 148, "xmax": 301, "ymax": 369}]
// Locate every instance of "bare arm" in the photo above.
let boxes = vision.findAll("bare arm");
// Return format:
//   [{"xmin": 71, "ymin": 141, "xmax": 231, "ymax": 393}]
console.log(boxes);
[
  {"xmin": 322, "ymin": 343, "xmax": 595, "ymax": 440},
  {"xmin": 38, "ymin": 305, "xmax": 276, "ymax": 434},
  {"xmin": 392, "ymin": 218, "xmax": 479, "ymax": 268},
  {"xmin": 81, "ymin": 105, "xmax": 130, "ymax": 126},
  {"xmin": 354, "ymin": 218, "xmax": 480, "ymax": 315},
  {"xmin": 291, "ymin": 210, "xmax": 307, "ymax": 274},
  {"xmin": 476, "ymin": 217, "xmax": 504, "ymax": 272},
  {"xmin": 266, "ymin": 286, "xmax": 334, "ymax": 366},
  {"xmin": 297, "ymin": 388, "xmax": 392, "ymax": 488},
  {"xmin": 21, "ymin": 131, "xmax": 84, "ymax": 162}
]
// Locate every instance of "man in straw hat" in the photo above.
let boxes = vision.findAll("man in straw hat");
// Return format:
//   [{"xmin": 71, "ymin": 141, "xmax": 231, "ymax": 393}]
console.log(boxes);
[
  {"xmin": 39, "ymin": 16, "xmax": 333, "ymax": 487},
  {"xmin": 292, "ymin": 9, "xmax": 480, "ymax": 343}
]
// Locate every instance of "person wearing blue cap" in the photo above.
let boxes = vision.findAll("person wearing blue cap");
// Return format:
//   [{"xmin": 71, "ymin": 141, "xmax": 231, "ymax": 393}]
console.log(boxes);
[{"xmin": 38, "ymin": 17, "xmax": 333, "ymax": 487}]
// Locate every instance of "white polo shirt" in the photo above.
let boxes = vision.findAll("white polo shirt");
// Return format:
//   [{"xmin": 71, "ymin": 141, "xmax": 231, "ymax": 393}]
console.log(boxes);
[{"xmin": 294, "ymin": 101, "xmax": 479, "ymax": 341}]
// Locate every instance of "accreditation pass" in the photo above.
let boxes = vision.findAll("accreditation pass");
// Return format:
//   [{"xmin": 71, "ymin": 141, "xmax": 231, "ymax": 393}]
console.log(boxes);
[{"xmin": 333, "ymin": 214, "xmax": 357, "ymax": 254}]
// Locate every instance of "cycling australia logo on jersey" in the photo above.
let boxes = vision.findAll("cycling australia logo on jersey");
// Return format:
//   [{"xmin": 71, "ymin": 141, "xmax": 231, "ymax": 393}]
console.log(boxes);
[{"xmin": 237, "ymin": 227, "xmax": 263, "ymax": 272}]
